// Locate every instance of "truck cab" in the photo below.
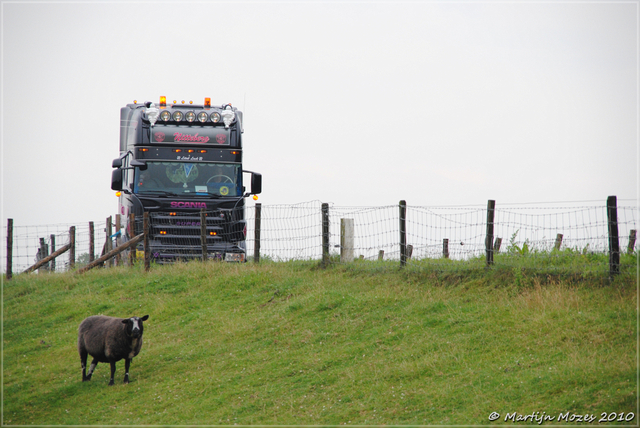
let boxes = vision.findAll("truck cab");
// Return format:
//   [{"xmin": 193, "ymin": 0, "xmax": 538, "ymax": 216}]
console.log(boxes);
[{"xmin": 111, "ymin": 97, "xmax": 261, "ymax": 263}]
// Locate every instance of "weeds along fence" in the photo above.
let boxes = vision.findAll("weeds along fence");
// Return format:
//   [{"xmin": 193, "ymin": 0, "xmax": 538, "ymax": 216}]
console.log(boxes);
[{"xmin": 3, "ymin": 196, "xmax": 638, "ymax": 278}]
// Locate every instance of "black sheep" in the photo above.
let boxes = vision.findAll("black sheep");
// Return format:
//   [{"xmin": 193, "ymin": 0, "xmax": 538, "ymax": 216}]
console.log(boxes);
[{"xmin": 78, "ymin": 315, "xmax": 149, "ymax": 385}]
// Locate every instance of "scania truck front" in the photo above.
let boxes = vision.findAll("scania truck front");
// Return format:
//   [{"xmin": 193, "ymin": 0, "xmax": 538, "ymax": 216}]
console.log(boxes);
[{"xmin": 111, "ymin": 96, "xmax": 261, "ymax": 263}]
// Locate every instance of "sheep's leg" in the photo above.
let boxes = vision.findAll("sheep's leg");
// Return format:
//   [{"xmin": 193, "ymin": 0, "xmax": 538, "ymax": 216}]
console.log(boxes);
[
  {"xmin": 108, "ymin": 361, "xmax": 116, "ymax": 386},
  {"xmin": 86, "ymin": 358, "xmax": 99, "ymax": 380},
  {"xmin": 123, "ymin": 358, "xmax": 131, "ymax": 384},
  {"xmin": 80, "ymin": 350, "xmax": 88, "ymax": 381}
]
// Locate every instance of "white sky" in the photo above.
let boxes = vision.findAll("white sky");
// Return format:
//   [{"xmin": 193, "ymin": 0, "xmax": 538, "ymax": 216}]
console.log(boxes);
[{"xmin": 1, "ymin": 0, "xmax": 638, "ymax": 227}]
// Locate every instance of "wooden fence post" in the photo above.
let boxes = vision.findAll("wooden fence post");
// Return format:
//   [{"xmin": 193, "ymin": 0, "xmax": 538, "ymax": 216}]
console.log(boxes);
[
  {"xmin": 200, "ymin": 208, "xmax": 207, "ymax": 262},
  {"xmin": 69, "ymin": 226, "xmax": 76, "ymax": 270},
  {"xmin": 485, "ymin": 200, "xmax": 495, "ymax": 266},
  {"xmin": 628, "ymin": 229, "xmax": 637, "ymax": 255},
  {"xmin": 115, "ymin": 214, "xmax": 122, "ymax": 266},
  {"xmin": 443, "ymin": 239, "xmax": 449, "ymax": 259},
  {"xmin": 554, "ymin": 233, "xmax": 563, "ymax": 251},
  {"xmin": 494, "ymin": 237, "xmax": 502, "ymax": 253},
  {"xmin": 143, "ymin": 212, "xmax": 150, "ymax": 272},
  {"xmin": 340, "ymin": 218, "xmax": 354, "ymax": 263},
  {"xmin": 38, "ymin": 238, "xmax": 49, "ymax": 273},
  {"xmin": 129, "ymin": 214, "xmax": 136, "ymax": 266},
  {"xmin": 378, "ymin": 250, "xmax": 384, "ymax": 261},
  {"xmin": 6, "ymin": 219, "xmax": 12, "ymax": 280},
  {"xmin": 254, "ymin": 203, "xmax": 261, "ymax": 263},
  {"xmin": 106, "ymin": 216, "xmax": 113, "ymax": 267},
  {"xmin": 89, "ymin": 221, "xmax": 95, "ymax": 263},
  {"xmin": 399, "ymin": 200, "xmax": 407, "ymax": 267},
  {"xmin": 321, "ymin": 203, "xmax": 330, "ymax": 268},
  {"xmin": 607, "ymin": 195, "xmax": 620, "ymax": 277},
  {"xmin": 50, "ymin": 234, "xmax": 56, "ymax": 272}
]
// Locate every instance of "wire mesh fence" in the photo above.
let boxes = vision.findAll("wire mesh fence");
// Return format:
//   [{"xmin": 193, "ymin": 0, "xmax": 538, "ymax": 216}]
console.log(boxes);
[
  {"xmin": 3, "ymin": 221, "xmax": 110, "ymax": 274},
  {"xmin": 3, "ymin": 198, "xmax": 638, "ymax": 276},
  {"xmin": 243, "ymin": 200, "xmax": 637, "ymax": 275}
]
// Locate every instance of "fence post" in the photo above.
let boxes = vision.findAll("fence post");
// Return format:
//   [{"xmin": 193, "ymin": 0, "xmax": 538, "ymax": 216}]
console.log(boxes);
[
  {"xmin": 69, "ymin": 226, "xmax": 75, "ymax": 270},
  {"xmin": 321, "ymin": 203, "xmax": 330, "ymax": 268},
  {"xmin": 485, "ymin": 200, "xmax": 495, "ymax": 266},
  {"xmin": 50, "ymin": 234, "xmax": 56, "ymax": 272},
  {"xmin": 607, "ymin": 195, "xmax": 620, "ymax": 277},
  {"xmin": 378, "ymin": 250, "xmax": 384, "ymax": 261},
  {"xmin": 340, "ymin": 218, "xmax": 354, "ymax": 263},
  {"xmin": 89, "ymin": 221, "xmax": 95, "ymax": 263},
  {"xmin": 143, "ymin": 212, "xmax": 150, "ymax": 272},
  {"xmin": 443, "ymin": 239, "xmax": 449, "ymax": 259},
  {"xmin": 554, "ymin": 233, "xmax": 563, "ymax": 251},
  {"xmin": 628, "ymin": 229, "xmax": 637, "ymax": 255},
  {"xmin": 38, "ymin": 238, "xmax": 49, "ymax": 273},
  {"xmin": 200, "ymin": 208, "xmax": 207, "ymax": 262},
  {"xmin": 399, "ymin": 200, "xmax": 407, "ymax": 267},
  {"xmin": 494, "ymin": 237, "xmax": 502, "ymax": 253},
  {"xmin": 254, "ymin": 203, "xmax": 261, "ymax": 263},
  {"xmin": 115, "ymin": 214, "xmax": 122, "ymax": 266},
  {"xmin": 129, "ymin": 214, "xmax": 136, "ymax": 266},
  {"xmin": 105, "ymin": 216, "xmax": 113, "ymax": 267},
  {"xmin": 6, "ymin": 219, "xmax": 12, "ymax": 280}
]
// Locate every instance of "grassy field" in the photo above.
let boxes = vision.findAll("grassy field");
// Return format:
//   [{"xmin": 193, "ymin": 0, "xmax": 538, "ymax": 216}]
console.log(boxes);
[{"xmin": 2, "ymin": 256, "xmax": 638, "ymax": 425}]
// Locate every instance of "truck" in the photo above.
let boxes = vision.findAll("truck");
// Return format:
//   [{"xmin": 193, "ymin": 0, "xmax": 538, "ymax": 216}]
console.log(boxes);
[{"xmin": 111, "ymin": 96, "xmax": 262, "ymax": 263}]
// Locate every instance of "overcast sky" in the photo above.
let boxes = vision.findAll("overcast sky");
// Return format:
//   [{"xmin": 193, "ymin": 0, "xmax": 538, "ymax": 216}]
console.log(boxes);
[{"xmin": 1, "ymin": 0, "xmax": 637, "ymax": 228}]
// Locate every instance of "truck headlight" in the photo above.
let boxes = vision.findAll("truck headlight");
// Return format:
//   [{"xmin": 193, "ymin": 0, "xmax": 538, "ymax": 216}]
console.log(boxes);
[
  {"xmin": 224, "ymin": 253, "xmax": 245, "ymax": 262},
  {"xmin": 172, "ymin": 111, "xmax": 184, "ymax": 122}
]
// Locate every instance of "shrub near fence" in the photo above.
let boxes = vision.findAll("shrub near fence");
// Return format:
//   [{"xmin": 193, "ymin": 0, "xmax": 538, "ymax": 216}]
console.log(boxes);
[{"xmin": 3, "ymin": 197, "xmax": 638, "ymax": 278}]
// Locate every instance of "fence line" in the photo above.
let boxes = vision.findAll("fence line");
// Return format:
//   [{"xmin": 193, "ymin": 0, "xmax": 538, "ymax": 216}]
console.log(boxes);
[
  {"xmin": 3, "ymin": 221, "xmax": 110, "ymax": 275},
  {"xmin": 3, "ymin": 197, "xmax": 638, "ymax": 276}
]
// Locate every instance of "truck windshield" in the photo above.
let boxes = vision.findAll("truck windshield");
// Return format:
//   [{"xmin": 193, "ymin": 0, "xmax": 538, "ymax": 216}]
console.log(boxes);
[{"xmin": 134, "ymin": 162, "xmax": 242, "ymax": 197}]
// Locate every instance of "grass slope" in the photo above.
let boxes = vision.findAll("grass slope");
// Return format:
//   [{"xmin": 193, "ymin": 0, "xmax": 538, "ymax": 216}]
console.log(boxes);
[{"xmin": 2, "ymin": 260, "xmax": 637, "ymax": 425}]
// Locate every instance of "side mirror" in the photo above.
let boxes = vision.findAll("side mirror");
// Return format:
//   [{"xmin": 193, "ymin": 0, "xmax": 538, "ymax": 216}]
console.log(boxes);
[
  {"xmin": 112, "ymin": 158, "xmax": 123, "ymax": 168},
  {"xmin": 251, "ymin": 173, "xmax": 262, "ymax": 195},
  {"xmin": 131, "ymin": 160, "xmax": 148, "ymax": 171},
  {"xmin": 111, "ymin": 169, "xmax": 123, "ymax": 191}
]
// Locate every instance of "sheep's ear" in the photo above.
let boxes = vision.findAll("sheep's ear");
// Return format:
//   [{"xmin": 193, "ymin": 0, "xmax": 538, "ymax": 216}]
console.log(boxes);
[
  {"xmin": 141, "ymin": 315, "xmax": 149, "ymax": 321},
  {"xmin": 122, "ymin": 319, "xmax": 129, "ymax": 324}
]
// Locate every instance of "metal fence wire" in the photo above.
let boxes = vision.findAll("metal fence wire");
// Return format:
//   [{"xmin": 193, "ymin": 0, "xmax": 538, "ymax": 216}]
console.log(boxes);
[{"xmin": 2, "ymin": 199, "xmax": 638, "ymax": 275}]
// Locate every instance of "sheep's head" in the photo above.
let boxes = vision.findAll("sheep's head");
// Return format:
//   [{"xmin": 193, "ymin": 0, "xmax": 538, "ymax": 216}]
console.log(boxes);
[{"xmin": 123, "ymin": 315, "xmax": 149, "ymax": 338}]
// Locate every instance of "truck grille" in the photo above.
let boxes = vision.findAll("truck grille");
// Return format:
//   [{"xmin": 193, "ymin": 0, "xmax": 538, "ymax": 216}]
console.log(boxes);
[{"xmin": 146, "ymin": 211, "xmax": 245, "ymax": 246}]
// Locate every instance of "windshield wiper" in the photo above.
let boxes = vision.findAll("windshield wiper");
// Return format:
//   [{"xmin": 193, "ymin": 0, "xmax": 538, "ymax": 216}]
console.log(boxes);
[
  {"xmin": 194, "ymin": 192, "xmax": 222, "ymax": 198},
  {"xmin": 137, "ymin": 190, "xmax": 181, "ymax": 197}
]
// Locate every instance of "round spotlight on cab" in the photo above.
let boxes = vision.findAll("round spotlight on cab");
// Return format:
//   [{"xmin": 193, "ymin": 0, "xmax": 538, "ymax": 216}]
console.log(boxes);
[
  {"xmin": 197, "ymin": 111, "xmax": 208, "ymax": 123},
  {"xmin": 211, "ymin": 112, "xmax": 221, "ymax": 123},
  {"xmin": 160, "ymin": 110, "xmax": 171, "ymax": 122},
  {"xmin": 185, "ymin": 111, "xmax": 196, "ymax": 122},
  {"xmin": 172, "ymin": 111, "xmax": 184, "ymax": 122}
]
